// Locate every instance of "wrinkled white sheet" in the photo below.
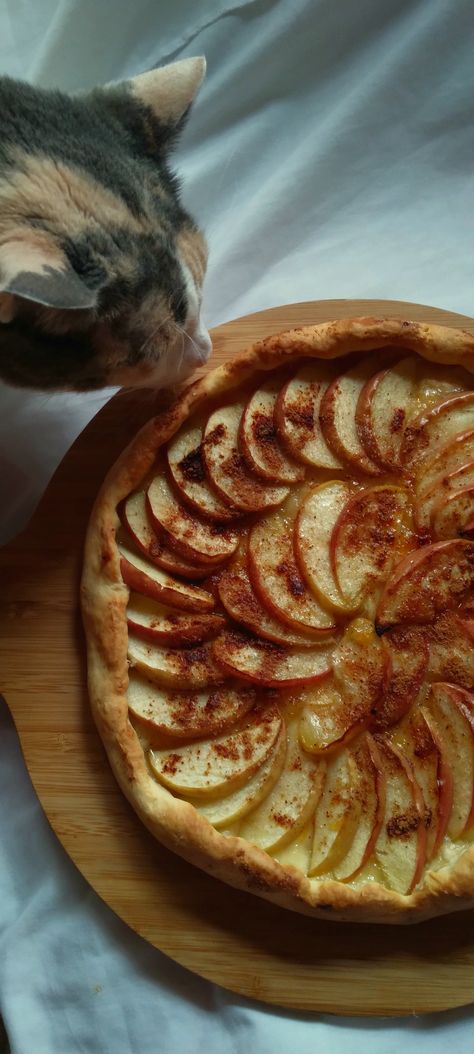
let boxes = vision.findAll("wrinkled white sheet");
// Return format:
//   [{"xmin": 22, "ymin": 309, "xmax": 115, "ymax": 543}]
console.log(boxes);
[{"xmin": 1, "ymin": 1, "xmax": 474, "ymax": 1050}]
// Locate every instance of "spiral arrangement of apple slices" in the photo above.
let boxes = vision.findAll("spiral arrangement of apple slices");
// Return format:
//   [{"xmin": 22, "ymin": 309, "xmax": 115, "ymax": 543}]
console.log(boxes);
[{"xmin": 122, "ymin": 353, "xmax": 474, "ymax": 896}]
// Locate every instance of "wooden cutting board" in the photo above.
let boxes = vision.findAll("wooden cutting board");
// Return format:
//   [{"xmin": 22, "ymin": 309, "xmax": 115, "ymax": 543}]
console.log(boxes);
[{"xmin": 2, "ymin": 299, "xmax": 474, "ymax": 1017}]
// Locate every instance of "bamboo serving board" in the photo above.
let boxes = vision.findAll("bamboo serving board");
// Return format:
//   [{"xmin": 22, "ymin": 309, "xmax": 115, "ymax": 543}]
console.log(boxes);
[{"xmin": 2, "ymin": 299, "xmax": 474, "ymax": 1017}]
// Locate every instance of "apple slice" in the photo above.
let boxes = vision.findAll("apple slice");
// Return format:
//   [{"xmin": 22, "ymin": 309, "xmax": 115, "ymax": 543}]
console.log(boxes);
[
  {"xmin": 239, "ymin": 719, "xmax": 326, "ymax": 852},
  {"xmin": 333, "ymin": 734, "xmax": 386, "ymax": 881},
  {"xmin": 415, "ymin": 366, "xmax": 471, "ymax": 410},
  {"xmin": 373, "ymin": 738, "xmax": 426, "ymax": 894},
  {"xmin": 274, "ymin": 363, "xmax": 343, "ymax": 469},
  {"xmin": 239, "ymin": 378, "xmax": 305, "ymax": 482},
  {"xmin": 147, "ymin": 473, "xmax": 238, "ymax": 566},
  {"xmin": 309, "ymin": 750, "xmax": 361, "ymax": 874},
  {"xmin": 422, "ymin": 684, "xmax": 474, "ymax": 838},
  {"xmin": 121, "ymin": 491, "xmax": 210, "ymax": 579},
  {"xmin": 300, "ymin": 620, "xmax": 386, "ymax": 753},
  {"xmin": 432, "ymin": 484, "xmax": 474, "ymax": 540},
  {"xmin": 375, "ymin": 539, "xmax": 474, "ymax": 633},
  {"xmin": 218, "ymin": 563, "xmax": 319, "ymax": 646},
  {"xmin": 167, "ymin": 422, "xmax": 240, "ymax": 522},
  {"xmin": 203, "ymin": 402, "xmax": 289, "ymax": 511},
  {"xmin": 415, "ymin": 428, "xmax": 474, "ymax": 501},
  {"xmin": 402, "ymin": 391, "xmax": 474, "ymax": 475},
  {"xmin": 195, "ymin": 725, "xmax": 287, "ymax": 827},
  {"xmin": 119, "ymin": 544, "xmax": 215, "ymax": 612},
  {"xmin": 127, "ymin": 594, "xmax": 225, "ymax": 647},
  {"xmin": 299, "ymin": 682, "xmax": 367, "ymax": 755},
  {"xmin": 396, "ymin": 708, "xmax": 443, "ymax": 861},
  {"xmin": 427, "ymin": 612, "xmax": 474, "ymax": 692},
  {"xmin": 332, "ymin": 485, "xmax": 412, "ymax": 611},
  {"xmin": 356, "ymin": 357, "xmax": 417, "ymax": 470},
  {"xmin": 127, "ymin": 675, "xmax": 257, "ymax": 738},
  {"xmin": 295, "ymin": 481, "xmax": 356, "ymax": 613},
  {"xmin": 128, "ymin": 636, "xmax": 224, "ymax": 689},
  {"xmin": 372, "ymin": 626, "xmax": 429, "ymax": 730},
  {"xmin": 148, "ymin": 704, "xmax": 282, "ymax": 798},
  {"xmin": 319, "ymin": 358, "xmax": 383, "ymax": 475},
  {"xmin": 248, "ymin": 501, "xmax": 335, "ymax": 634},
  {"xmin": 415, "ymin": 460, "xmax": 474, "ymax": 534},
  {"xmin": 212, "ymin": 631, "xmax": 333, "ymax": 688}
]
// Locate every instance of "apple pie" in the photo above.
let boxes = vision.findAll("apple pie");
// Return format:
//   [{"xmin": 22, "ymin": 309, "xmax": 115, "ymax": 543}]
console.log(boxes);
[{"xmin": 81, "ymin": 317, "xmax": 474, "ymax": 923}]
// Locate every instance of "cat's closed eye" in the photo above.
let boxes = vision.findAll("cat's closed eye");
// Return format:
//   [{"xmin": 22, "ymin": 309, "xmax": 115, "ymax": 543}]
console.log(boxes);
[{"xmin": 0, "ymin": 57, "xmax": 211, "ymax": 392}]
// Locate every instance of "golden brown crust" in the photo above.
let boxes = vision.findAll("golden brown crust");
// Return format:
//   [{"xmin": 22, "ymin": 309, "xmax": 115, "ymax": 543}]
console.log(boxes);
[{"xmin": 81, "ymin": 317, "xmax": 474, "ymax": 924}]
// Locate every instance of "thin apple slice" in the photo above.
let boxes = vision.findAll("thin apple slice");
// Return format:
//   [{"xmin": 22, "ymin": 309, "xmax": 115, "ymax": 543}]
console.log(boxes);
[
  {"xmin": 195, "ymin": 725, "xmax": 287, "ymax": 827},
  {"xmin": 299, "ymin": 682, "xmax": 367, "ymax": 755},
  {"xmin": 309, "ymin": 750, "xmax": 361, "ymax": 874},
  {"xmin": 239, "ymin": 378, "xmax": 305, "ymax": 482},
  {"xmin": 356, "ymin": 357, "xmax": 417, "ymax": 470},
  {"xmin": 128, "ymin": 636, "xmax": 224, "ymax": 689},
  {"xmin": 402, "ymin": 391, "xmax": 474, "ymax": 475},
  {"xmin": 427, "ymin": 612, "xmax": 474, "ymax": 694},
  {"xmin": 167, "ymin": 423, "xmax": 240, "ymax": 522},
  {"xmin": 295, "ymin": 481, "xmax": 356, "ymax": 613},
  {"xmin": 372, "ymin": 626, "xmax": 429, "ymax": 730},
  {"xmin": 415, "ymin": 428, "xmax": 474, "ymax": 503},
  {"xmin": 332, "ymin": 485, "xmax": 412, "ymax": 610},
  {"xmin": 203, "ymin": 402, "xmax": 289, "ymax": 511},
  {"xmin": 121, "ymin": 491, "xmax": 210, "ymax": 579},
  {"xmin": 373, "ymin": 738, "xmax": 426, "ymax": 894},
  {"xmin": 127, "ymin": 594, "xmax": 225, "ymax": 647},
  {"xmin": 432, "ymin": 484, "xmax": 474, "ymax": 540},
  {"xmin": 119, "ymin": 544, "xmax": 214, "ymax": 612},
  {"xmin": 396, "ymin": 708, "xmax": 442, "ymax": 861},
  {"xmin": 148, "ymin": 704, "xmax": 282, "ymax": 798},
  {"xmin": 127, "ymin": 675, "xmax": 256, "ymax": 738},
  {"xmin": 375, "ymin": 539, "xmax": 474, "ymax": 633},
  {"xmin": 334, "ymin": 734, "xmax": 386, "ymax": 881},
  {"xmin": 239, "ymin": 720, "xmax": 326, "ymax": 852},
  {"xmin": 248, "ymin": 501, "xmax": 335, "ymax": 634},
  {"xmin": 147, "ymin": 473, "xmax": 238, "ymax": 566},
  {"xmin": 319, "ymin": 358, "xmax": 383, "ymax": 475},
  {"xmin": 415, "ymin": 366, "xmax": 471, "ymax": 410},
  {"xmin": 416, "ymin": 460, "xmax": 474, "ymax": 534},
  {"xmin": 218, "ymin": 563, "xmax": 319, "ymax": 646},
  {"xmin": 274, "ymin": 363, "xmax": 343, "ymax": 468},
  {"xmin": 213, "ymin": 632, "xmax": 333, "ymax": 688},
  {"xmin": 422, "ymin": 684, "xmax": 474, "ymax": 838},
  {"xmin": 300, "ymin": 619, "xmax": 386, "ymax": 753}
]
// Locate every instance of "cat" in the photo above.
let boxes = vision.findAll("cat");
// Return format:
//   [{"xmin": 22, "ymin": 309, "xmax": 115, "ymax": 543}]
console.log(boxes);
[{"xmin": 0, "ymin": 57, "xmax": 211, "ymax": 392}]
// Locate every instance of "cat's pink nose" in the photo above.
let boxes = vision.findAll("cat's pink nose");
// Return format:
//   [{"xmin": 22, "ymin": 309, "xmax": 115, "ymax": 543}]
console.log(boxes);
[{"xmin": 185, "ymin": 320, "xmax": 212, "ymax": 364}]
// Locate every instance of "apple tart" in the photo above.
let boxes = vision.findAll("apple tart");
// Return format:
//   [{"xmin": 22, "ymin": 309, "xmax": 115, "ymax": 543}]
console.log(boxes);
[{"xmin": 81, "ymin": 317, "xmax": 474, "ymax": 923}]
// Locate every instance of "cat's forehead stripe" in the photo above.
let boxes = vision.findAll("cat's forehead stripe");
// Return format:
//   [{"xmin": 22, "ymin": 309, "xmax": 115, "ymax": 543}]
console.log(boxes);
[{"xmin": 0, "ymin": 149, "xmax": 146, "ymax": 237}]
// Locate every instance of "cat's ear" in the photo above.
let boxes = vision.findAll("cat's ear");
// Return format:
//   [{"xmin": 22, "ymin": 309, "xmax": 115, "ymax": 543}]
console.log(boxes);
[
  {"xmin": 0, "ymin": 236, "xmax": 100, "ymax": 316},
  {"xmin": 127, "ymin": 56, "xmax": 206, "ymax": 126},
  {"xmin": 100, "ymin": 57, "xmax": 206, "ymax": 149}
]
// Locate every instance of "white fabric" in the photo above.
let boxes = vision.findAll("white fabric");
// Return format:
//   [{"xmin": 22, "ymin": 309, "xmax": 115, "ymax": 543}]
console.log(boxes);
[{"xmin": 1, "ymin": 0, "xmax": 474, "ymax": 1049}]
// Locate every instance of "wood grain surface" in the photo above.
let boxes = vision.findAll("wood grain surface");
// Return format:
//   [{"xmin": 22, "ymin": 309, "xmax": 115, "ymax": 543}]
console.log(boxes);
[{"xmin": 2, "ymin": 299, "xmax": 474, "ymax": 1017}]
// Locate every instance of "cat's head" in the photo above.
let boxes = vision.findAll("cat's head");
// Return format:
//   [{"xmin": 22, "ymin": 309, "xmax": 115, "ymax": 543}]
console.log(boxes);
[{"xmin": 0, "ymin": 58, "xmax": 211, "ymax": 391}]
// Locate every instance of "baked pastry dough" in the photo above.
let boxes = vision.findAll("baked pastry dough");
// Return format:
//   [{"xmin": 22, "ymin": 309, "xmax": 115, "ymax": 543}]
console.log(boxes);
[{"xmin": 81, "ymin": 317, "xmax": 474, "ymax": 924}]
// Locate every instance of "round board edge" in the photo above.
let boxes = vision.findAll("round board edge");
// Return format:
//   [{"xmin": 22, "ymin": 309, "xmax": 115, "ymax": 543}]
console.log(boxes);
[{"xmin": 2, "ymin": 299, "xmax": 474, "ymax": 1017}]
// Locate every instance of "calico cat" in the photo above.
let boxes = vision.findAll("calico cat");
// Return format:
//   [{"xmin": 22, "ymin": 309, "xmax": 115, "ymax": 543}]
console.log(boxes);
[{"xmin": 0, "ymin": 57, "xmax": 211, "ymax": 391}]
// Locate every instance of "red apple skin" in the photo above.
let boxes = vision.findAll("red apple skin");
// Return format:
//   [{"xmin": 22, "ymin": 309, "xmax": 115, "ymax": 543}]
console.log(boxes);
[
  {"xmin": 319, "ymin": 372, "xmax": 382, "ymax": 475},
  {"xmin": 120, "ymin": 557, "xmax": 213, "ymax": 613},
  {"xmin": 126, "ymin": 610, "xmax": 225, "ymax": 647},
  {"xmin": 120, "ymin": 494, "xmax": 210, "ymax": 580},
  {"xmin": 420, "ymin": 707, "xmax": 454, "ymax": 857},
  {"xmin": 375, "ymin": 539, "xmax": 474, "ymax": 633},
  {"xmin": 402, "ymin": 391, "xmax": 474, "ymax": 471},
  {"xmin": 384, "ymin": 740, "xmax": 427, "ymax": 894},
  {"xmin": 439, "ymin": 683, "xmax": 474, "ymax": 833},
  {"xmin": 361, "ymin": 733, "xmax": 388, "ymax": 867}
]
